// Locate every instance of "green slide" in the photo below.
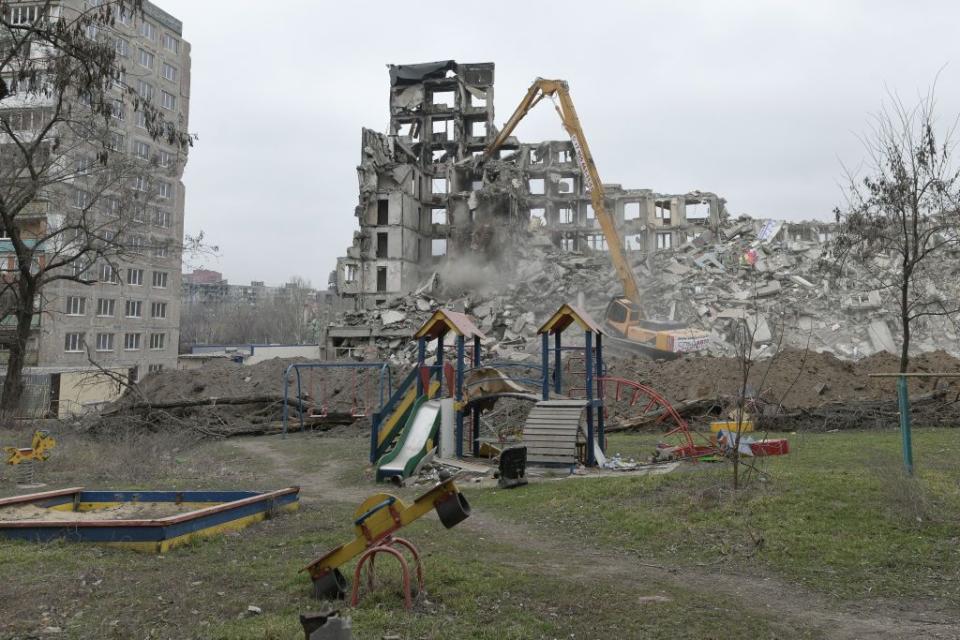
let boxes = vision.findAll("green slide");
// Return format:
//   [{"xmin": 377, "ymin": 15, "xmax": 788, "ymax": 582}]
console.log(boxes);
[{"xmin": 376, "ymin": 396, "xmax": 442, "ymax": 482}]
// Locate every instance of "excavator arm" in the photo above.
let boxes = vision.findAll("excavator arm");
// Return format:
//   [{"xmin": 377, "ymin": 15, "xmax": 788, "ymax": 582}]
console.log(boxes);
[{"xmin": 483, "ymin": 78, "xmax": 643, "ymax": 306}]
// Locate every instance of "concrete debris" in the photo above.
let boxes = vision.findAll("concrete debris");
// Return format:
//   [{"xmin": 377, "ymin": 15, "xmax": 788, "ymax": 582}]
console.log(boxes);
[{"xmin": 326, "ymin": 211, "xmax": 960, "ymax": 362}]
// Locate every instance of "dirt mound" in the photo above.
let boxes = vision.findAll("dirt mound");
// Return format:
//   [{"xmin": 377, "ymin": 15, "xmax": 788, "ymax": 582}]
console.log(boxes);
[{"xmin": 607, "ymin": 348, "xmax": 960, "ymax": 410}]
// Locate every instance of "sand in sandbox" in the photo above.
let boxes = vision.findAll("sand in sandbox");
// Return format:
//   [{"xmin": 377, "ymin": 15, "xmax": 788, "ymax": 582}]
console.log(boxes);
[{"xmin": 0, "ymin": 502, "xmax": 204, "ymax": 522}]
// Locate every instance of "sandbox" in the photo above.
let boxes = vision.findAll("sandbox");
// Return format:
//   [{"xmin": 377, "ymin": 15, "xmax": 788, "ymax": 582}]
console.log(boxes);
[{"xmin": 0, "ymin": 486, "xmax": 299, "ymax": 552}]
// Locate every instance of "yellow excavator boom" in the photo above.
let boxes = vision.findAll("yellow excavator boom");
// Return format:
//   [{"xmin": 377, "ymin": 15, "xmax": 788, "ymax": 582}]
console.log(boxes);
[{"xmin": 483, "ymin": 78, "xmax": 643, "ymax": 307}]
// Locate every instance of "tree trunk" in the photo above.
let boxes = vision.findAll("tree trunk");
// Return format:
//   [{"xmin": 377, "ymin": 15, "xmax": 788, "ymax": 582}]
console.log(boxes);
[{"xmin": 1, "ymin": 307, "xmax": 35, "ymax": 417}]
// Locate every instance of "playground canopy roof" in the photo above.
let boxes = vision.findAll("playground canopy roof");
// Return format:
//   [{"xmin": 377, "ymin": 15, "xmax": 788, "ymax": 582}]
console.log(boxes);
[
  {"xmin": 414, "ymin": 309, "xmax": 485, "ymax": 340},
  {"xmin": 537, "ymin": 303, "xmax": 604, "ymax": 335}
]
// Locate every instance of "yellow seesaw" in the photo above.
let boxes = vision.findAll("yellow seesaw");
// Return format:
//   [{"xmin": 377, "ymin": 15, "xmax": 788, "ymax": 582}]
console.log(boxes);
[{"xmin": 302, "ymin": 477, "xmax": 470, "ymax": 609}]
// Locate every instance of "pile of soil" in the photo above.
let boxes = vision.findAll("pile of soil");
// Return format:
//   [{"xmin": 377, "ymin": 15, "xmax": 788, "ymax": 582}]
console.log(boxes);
[
  {"xmin": 603, "ymin": 349, "xmax": 960, "ymax": 431},
  {"xmin": 91, "ymin": 357, "xmax": 394, "ymax": 437}
]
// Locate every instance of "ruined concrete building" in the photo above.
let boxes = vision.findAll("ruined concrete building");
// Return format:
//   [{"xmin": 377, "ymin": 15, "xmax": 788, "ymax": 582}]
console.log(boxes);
[{"xmin": 334, "ymin": 61, "xmax": 727, "ymax": 308}]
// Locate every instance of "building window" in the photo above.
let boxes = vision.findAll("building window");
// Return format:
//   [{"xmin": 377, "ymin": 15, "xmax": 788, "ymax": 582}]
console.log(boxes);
[
  {"xmin": 377, "ymin": 199, "xmax": 388, "ymax": 225},
  {"xmin": 150, "ymin": 302, "xmax": 167, "ymax": 319},
  {"xmin": 64, "ymin": 332, "xmax": 85, "ymax": 353},
  {"xmin": 136, "ymin": 79, "xmax": 154, "ymax": 101},
  {"xmin": 431, "ymin": 208, "xmax": 447, "ymax": 225},
  {"xmin": 152, "ymin": 271, "xmax": 168, "ymax": 288},
  {"xmin": 124, "ymin": 300, "xmax": 143, "ymax": 318},
  {"xmin": 65, "ymin": 296, "xmax": 85, "ymax": 316},
  {"xmin": 160, "ymin": 90, "xmax": 176, "ymax": 111},
  {"xmin": 124, "ymin": 333, "xmax": 141, "ymax": 351},
  {"xmin": 158, "ymin": 182, "xmax": 172, "ymax": 200},
  {"xmin": 111, "ymin": 98, "xmax": 125, "ymax": 119},
  {"xmin": 558, "ymin": 207, "xmax": 574, "ymax": 224},
  {"xmin": 161, "ymin": 62, "xmax": 177, "ymax": 83},
  {"xmin": 625, "ymin": 202, "xmax": 642, "ymax": 221},
  {"xmin": 153, "ymin": 209, "xmax": 171, "ymax": 227},
  {"xmin": 376, "ymin": 267, "xmax": 387, "ymax": 292},
  {"xmin": 149, "ymin": 333, "xmax": 166, "ymax": 350},
  {"xmin": 135, "ymin": 111, "xmax": 147, "ymax": 129},
  {"xmin": 162, "ymin": 33, "xmax": 179, "ymax": 53},
  {"xmin": 148, "ymin": 363, "xmax": 164, "ymax": 374},
  {"xmin": 115, "ymin": 6, "xmax": 132, "ymax": 25},
  {"xmin": 109, "ymin": 132, "xmax": 125, "ymax": 151},
  {"xmin": 376, "ymin": 232, "xmax": 388, "ymax": 258},
  {"xmin": 431, "ymin": 178, "xmax": 447, "ymax": 195},
  {"xmin": 73, "ymin": 189, "xmax": 88, "ymax": 209},
  {"xmin": 139, "ymin": 21, "xmax": 156, "ymax": 41},
  {"xmin": 158, "ymin": 151, "xmax": 173, "ymax": 167},
  {"xmin": 127, "ymin": 268, "xmax": 144, "ymax": 286},
  {"xmin": 343, "ymin": 264, "xmax": 357, "ymax": 283},
  {"xmin": 431, "ymin": 238, "xmax": 447, "ymax": 256},
  {"xmin": 153, "ymin": 243, "xmax": 169, "ymax": 258},
  {"xmin": 96, "ymin": 298, "xmax": 116, "ymax": 317},
  {"xmin": 114, "ymin": 37, "xmax": 129, "ymax": 58},
  {"xmin": 528, "ymin": 178, "xmax": 545, "ymax": 195},
  {"xmin": 8, "ymin": 5, "xmax": 40, "ymax": 24},
  {"xmin": 138, "ymin": 48, "xmax": 155, "ymax": 70},
  {"xmin": 95, "ymin": 333, "xmax": 114, "ymax": 352},
  {"xmin": 133, "ymin": 140, "xmax": 150, "ymax": 159},
  {"xmin": 656, "ymin": 232, "xmax": 673, "ymax": 249},
  {"xmin": 99, "ymin": 263, "xmax": 120, "ymax": 284},
  {"xmin": 654, "ymin": 202, "xmax": 671, "ymax": 222}
]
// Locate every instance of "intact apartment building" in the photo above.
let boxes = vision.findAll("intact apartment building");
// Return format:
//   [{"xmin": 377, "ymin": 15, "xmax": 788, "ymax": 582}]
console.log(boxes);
[
  {"xmin": 1, "ymin": 0, "xmax": 189, "ymax": 380},
  {"xmin": 335, "ymin": 60, "xmax": 726, "ymax": 309}
]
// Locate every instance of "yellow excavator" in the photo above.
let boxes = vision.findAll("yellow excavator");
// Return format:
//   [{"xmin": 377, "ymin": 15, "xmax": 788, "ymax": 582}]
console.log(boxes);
[{"xmin": 482, "ymin": 78, "xmax": 709, "ymax": 358}]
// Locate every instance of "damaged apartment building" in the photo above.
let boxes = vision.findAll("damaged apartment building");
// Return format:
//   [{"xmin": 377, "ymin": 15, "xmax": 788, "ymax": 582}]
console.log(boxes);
[{"xmin": 335, "ymin": 61, "xmax": 727, "ymax": 308}]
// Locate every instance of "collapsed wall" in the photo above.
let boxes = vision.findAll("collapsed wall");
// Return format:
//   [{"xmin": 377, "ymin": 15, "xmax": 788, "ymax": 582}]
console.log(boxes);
[{"xmin": 333, "ymin": 60, "xmax": 727, "ymax": 309}]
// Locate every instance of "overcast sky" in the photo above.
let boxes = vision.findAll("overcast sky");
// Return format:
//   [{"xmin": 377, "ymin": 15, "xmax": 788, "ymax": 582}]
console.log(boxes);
[{"xmin": 158, "ymin": 0, "xmax": 960, "ymax": 287}]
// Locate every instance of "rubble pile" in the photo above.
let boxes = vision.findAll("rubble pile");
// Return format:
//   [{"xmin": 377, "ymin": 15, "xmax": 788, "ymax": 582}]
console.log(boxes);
[
  {"xmin": 87, "ymin": 358, "xmax": 385, "ymax": 437},
  {"xmin": 605, "ymin": 348, "xmax": 960, "ymax": 431},
  {"xmin": 336, "ymin": 214, "xmax": 960, "ymax": 363}
]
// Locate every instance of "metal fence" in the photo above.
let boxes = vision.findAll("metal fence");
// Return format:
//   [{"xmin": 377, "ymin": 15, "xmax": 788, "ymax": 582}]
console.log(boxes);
[{"xmin": 0, "ymin": 374, "xmax": 51, "ymax": 418}]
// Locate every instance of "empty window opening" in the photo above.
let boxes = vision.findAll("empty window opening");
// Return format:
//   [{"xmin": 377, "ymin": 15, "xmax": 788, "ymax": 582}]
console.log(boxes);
[
  {"xmin": 431, "ymin": 178, "xmax": 447, "ymax": 195},
  {"xmin": 376, "ymin": 232, "xmax": 388, "ymax": 258},
  {"xmin": 376, "ymin": 267, "xmax": 387, "ymax": 292},
  {"xmin": 469, "ymin": 92, "xmax": 487, "ymax": 108},
  {"xmin": 470, "ymin": 121, "xmax": 487, "ymax": 138},
  {"xmin": 587, "ymin": 235, "xmax": 608, "ymax": 251},
  {"xmin": 624, "ymin": 202, "xmax": 642, "ymax": 221},
  {"xmin": 432, "ymin": 118, "xmax": 453, "ymax": 141},
  {"xmin": 377, "ymin": 199, "xmax": 388, "ymax": 225},
  {"xmin": 655, "ymin": 201, "xmax": 671, "ymax": 223},
  {"xmin": 558, "ymin": 207, "xmax": 574, "ymax": 224},
  {"xmin": 431, "ymin": 238, "xmax": 447, "ymax": 256},
  {"xmin": 626, "ymin": 234, "xmax": 644, "ymax": 251},
  {"xmin": 529, "ymin": 208, "xmax": 545, "ymax": 227},
  {"xmin": 432, "ymin": 149, "xmax": 446, "ymax": 163},
  {"xmin": 557, "ymin": 177, "xmax": 575, "ymax": 193},
  {"xmin": 685, "ymin": 201, "xmax": 710, "ymax": 224},
  {"xmin": 471, "ymin": 180, "xmax": 483, "ymax": 191},
  {"xmin": 344, "ymin": 264, "xmax": 357, "ymax": 283},
  {"xmin": 432, "ymin": 208, "xmax": 447, "ymax": 225},
  {"xmin": 528, "ymin": 178, "xmax": 545, "ymax": 195},
  {"xmin": 585, "ymin": 204, "xmax": 596, "ymax": 223},
  {"xmin": 656, "ymin": 232, "xmax": 673, "ymax": 249},
  {"xmin": 529, "ymin": 149, "xmax": 544, "ymax": 164},
  {"xmin": 561, "ymin": 236, "xmax": 575, "ymax": 251},
  {"xmin": 557, "ymin": 149, "xmax": 572, "ymax": 163},
  {"xmin": 396, "ymin": 121, "xmax": 420, "ymax": 142},
  {"xmin": 431, "ymin": 90, "xmax": 454, "ymax": 108}
]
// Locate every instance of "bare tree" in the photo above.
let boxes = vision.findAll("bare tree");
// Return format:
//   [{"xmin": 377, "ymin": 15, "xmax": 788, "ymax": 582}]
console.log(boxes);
[
  {"xmin": 0, "ymin": 0, "xmax": 192, "ymax": 412},
  {"xmin": 833, "ymin": 87, "xmax": 960, "ymax": 373}
]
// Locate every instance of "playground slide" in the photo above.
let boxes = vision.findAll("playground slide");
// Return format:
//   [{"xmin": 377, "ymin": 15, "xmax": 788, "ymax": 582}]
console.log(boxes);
[
  {"xmin": 376, "ymin": 398, "xmax": 442, "ymax": 482},
  {"xmin": 376, "ymin": 380, "xmax": 441, "ymax": 456}
]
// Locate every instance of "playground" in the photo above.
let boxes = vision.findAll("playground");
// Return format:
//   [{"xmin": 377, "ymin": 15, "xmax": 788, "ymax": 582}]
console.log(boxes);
[
  {"xmin": 1, "ymin": 306, "xmax": 958, "ymax": 638},
  {"xmin": 1, "ymin": 424, "xmax": 958, "ymax": 639}
]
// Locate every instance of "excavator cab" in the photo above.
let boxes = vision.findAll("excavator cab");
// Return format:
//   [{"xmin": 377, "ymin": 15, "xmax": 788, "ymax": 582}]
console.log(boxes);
[{"xmin": 603, "ymin": 297, "xmax": 709, "ymax": 358}]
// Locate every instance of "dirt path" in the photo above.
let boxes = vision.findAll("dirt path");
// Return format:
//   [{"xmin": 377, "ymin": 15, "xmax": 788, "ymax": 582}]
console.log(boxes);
[
  {"xmin": 230, "ymin": 436, "xmax": 369, "ymax": 503},
  {"xmin": 230, "ymin": 435, "xmax": 960, "ymax": 640}
]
